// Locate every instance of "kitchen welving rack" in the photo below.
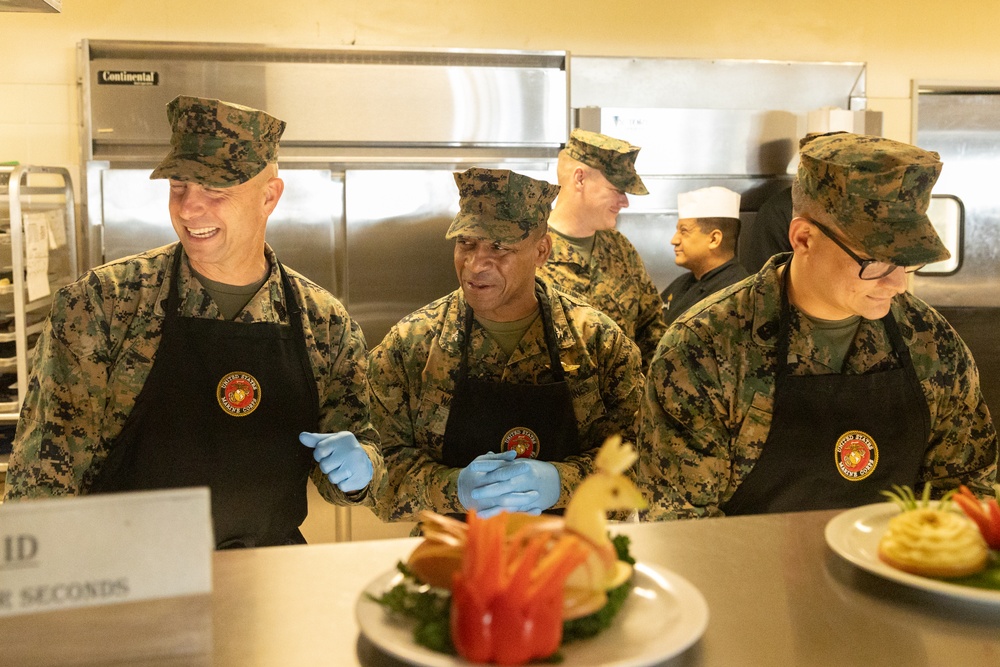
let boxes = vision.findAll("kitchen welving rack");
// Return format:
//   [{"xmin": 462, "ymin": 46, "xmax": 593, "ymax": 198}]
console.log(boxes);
[{"xmin": 0, "ymin": 164, "xmax": 78, "ymax": 423}]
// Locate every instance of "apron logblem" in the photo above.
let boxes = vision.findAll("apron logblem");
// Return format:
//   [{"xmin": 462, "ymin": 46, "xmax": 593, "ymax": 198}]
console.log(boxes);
[
  {"xmin": 722, "ymin": 262, "xmax": 931, "ymax": 515},
  {"xmin": 91, "ymin": 247, "xmax": 319, "ymax": 548},
  {"xmin": 441, "ymin": 280, "xmax": 581, "ymax": 468}
]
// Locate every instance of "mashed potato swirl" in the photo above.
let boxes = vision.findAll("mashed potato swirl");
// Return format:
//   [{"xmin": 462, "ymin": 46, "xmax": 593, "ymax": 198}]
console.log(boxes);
[{"xmin": 878, "ymin": 508, "xmax": 988, "ymax": 578}]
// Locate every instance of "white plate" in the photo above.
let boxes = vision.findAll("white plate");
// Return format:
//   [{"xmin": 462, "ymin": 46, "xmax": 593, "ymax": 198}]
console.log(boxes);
[
  {"xmin": 355, "ymin": 561, "xmax": 709, "ymax": 667},
  {"xmin": 825, "ymin": 501, "xmax": 1000, "ymax": 604}
]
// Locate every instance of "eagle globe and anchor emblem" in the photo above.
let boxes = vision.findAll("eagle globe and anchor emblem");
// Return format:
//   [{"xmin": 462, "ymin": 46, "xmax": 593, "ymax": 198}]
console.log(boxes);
[
  {"xmin": 217, "ymin": 372, "xmax": 262, "ymax": 417},
  {"xmin": 834, "ymin": 430, "xmax": 879, "ymax": 481},
  {"xmin": 500, "ymin": 427, "xmax": 541, "ymax": 459}
]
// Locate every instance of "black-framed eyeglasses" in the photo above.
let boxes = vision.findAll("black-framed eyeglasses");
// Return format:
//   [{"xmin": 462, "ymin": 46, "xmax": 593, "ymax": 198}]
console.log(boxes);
[{"xmin": 806, "ymin": 219, "xmax": 926, "ymax": 280}]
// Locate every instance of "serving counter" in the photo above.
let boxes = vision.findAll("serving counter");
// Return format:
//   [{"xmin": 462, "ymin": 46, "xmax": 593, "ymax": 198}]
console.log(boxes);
[{"xmin": 6, "ymin": 508, "xmax": 1000, "ymax": 666}]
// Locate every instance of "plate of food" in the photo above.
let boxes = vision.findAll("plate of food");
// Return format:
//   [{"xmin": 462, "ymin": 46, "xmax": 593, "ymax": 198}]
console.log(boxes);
[
  {"xmin": 355, "ymin": 437, "xmax": 708, "ymax": 666},
  {"xmin": 824, "ymin": 485, "xmax": 1000, "ymax": 604},
  {"xmin": 356, "ymin": 560, "xmax": 708, "ymax": 667}
]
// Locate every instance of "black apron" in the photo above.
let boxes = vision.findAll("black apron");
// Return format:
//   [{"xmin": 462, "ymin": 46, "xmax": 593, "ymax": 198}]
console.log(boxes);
[
  {"xmin": 722, "ymin": 262, "xmax": 930, "ymax": 515},
  {"xmin": 441, "ymin": 281, "xmax": 581, "ymax": 468},
  {"xmin": 90, "ymin": 247, "xmax": 319, "ymax": 548}
]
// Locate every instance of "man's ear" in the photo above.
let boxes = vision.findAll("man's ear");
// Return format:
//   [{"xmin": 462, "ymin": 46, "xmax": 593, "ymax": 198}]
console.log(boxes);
[
  {"xmin": 708, "ymin": 229, "xmax": 724, "ymax": 250},
  {"xmin": 262, "ymin": 176, "xmax": 284, "ymax": 216},
  {"xmin": 535, "ymin": 232, "xmax": 553, "ymax": 266},
  {"xmin": 788, "ymin": 216, "xmax": 815, "ymax": 253}
]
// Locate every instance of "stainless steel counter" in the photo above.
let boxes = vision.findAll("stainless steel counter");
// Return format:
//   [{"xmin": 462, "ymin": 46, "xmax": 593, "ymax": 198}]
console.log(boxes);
[{"xmin": 5, "ymin": 509, "xmax": 1000, "ymax": 666}]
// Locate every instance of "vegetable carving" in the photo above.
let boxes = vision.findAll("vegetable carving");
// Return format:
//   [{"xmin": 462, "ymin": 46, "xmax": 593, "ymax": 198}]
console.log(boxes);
[
  {"xmin": 450, "ymin": 511, "xmax": 589, "ymax": 664},
  {"xmin": 952, "ymin": 484, "xmax": 1000, "ymax": 550}
]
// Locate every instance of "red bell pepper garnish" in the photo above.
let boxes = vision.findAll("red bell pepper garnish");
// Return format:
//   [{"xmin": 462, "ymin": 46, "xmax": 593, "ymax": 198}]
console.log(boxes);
[
  {"xmin": 953, "ymin": 485, "xmax": 1000, "ymax": 550},
  {"xmin": 450, "ymin": 511, "xmax": 590, "ymax": 665}
]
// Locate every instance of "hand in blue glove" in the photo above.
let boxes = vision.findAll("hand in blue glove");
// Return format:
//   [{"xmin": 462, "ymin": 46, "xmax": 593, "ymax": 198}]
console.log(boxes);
[
  {"xmin": 457, "ymin": 450, "xmax": 518, "ymax": 515},
  {"xmin": 458, "ymin": 453, "xmax": 560, "ymax": 517},
  {"xmin": 299, "ymin": 431, "xmax": 373, "ymax": 494},
  {"xmin": 471, "ymin": 458, "xmax": 561, "ymax": 515}
]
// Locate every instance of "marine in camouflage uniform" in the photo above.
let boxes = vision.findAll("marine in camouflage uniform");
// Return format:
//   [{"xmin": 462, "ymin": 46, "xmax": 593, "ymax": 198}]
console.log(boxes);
[
  {"xmin": 4, "ymin": 243, "xmax": 384, "ymax": 506},
  {"xmin": 538, "ymin": 129, "xmax": 666, "ymax": 367},
  {"xmin": 369, "ymin": 167, "xmax": 643, "ymax": 522},
  {"xmin": 4, "ymin": 96, "xmax": 385, "ymax": 533},
  {"xmin": 639, "ymin": 132, "xmax": 998, "ymax": 520}
]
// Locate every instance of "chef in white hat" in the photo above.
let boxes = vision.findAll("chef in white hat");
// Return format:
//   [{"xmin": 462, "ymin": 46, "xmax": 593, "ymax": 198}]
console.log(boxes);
[{"xmin": 661, "ymin": 186, "xmax": 749, "ymax": 326}]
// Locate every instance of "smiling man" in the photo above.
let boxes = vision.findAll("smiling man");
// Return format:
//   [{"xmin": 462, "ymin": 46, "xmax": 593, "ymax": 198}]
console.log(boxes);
[
  {"xmin": 637, "ymin": 132, "xmax": 997, "ymax": 519},
  {"xmin": 661, "ymin": 186, "xmax": 748, "ymax": 326},
  {"xmin": 3, "ymin": 96, "xmax": 385, "ymax": 548},
  {"xmin": 537, "ymin": 129, "xmax": 666, "ymax": 367},
  {"xmin": 368, "ymin": 167, "xmax": 643, "ymax": 521}
]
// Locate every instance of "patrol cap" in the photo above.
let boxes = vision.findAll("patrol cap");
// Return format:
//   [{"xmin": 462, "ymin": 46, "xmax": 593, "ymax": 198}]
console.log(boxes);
[
  {"xmin": 446, "ymin": 168, "xmax": 560, "ymax": 245},
  {"xmin": 564, "ymin": 128, "xmax": 648, "ymax": 195},
  {"xmin": 150, "ymin": 95, "xmax": 286, "ymax": 188},
  {"xmin": 678, "ymin": 186, "xmax": 741, "ymax": 220},
  {"xmin": 798, "ymin": 131, "xmax": 949, "ymax": 267}
]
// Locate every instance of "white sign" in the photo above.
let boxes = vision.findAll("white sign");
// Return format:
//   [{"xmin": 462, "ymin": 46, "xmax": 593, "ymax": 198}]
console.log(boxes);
[
  {"xmin": 21, "ymin": 210, "xmax": 50, "ymax": 302},
  {"xmin": 0, "ymin": 487, "xmax": 213, "ymax": 617}
]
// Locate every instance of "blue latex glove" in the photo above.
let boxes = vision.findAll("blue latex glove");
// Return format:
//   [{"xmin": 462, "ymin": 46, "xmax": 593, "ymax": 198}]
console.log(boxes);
[
  {"xmin": 460, "ymin": 455, "xmax": 560, "ymax": 517},
  {"xmin": 299, "ymin": 431, "xmax": 373, "ymax": 494},
  {"xmin": 457, "ymin": 450, "xmax": 518, "ymax": 515}
]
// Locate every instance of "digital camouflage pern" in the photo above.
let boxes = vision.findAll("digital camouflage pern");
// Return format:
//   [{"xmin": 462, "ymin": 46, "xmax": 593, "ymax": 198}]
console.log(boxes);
[
  {"xmin": 797, "ymin": 132, "xmax": 950, "ymax": 267},
  {"xmin": 149, "ymin": 95, "xmax": 286, "ymax": 188},
  {"xmin": 367, "ymin": 279, "xmax": 644, "ymax": 522},
  {"xmin": 446, "ymin": 168, "xmax": 560, "ymax": 244},
  {"xmin": 538, "ymin": 228, "xmax": 666, "ymax": 368},
  {"xmin": 3, "ymin": 243, "xmax": 385, "ymax": 508},
  {"xmin": 563, "ymin": 128, "xmax": 648, "ymax": 195},
  {"xmin": 637, "ymin": 255, "xmax": 997, "ymax": 520}
]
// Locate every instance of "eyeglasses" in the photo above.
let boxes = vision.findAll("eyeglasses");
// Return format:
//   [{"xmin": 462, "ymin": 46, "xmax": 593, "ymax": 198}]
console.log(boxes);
[{"xmin": 806, "ymin": 219, "xmax": 926, "ymax": 280}]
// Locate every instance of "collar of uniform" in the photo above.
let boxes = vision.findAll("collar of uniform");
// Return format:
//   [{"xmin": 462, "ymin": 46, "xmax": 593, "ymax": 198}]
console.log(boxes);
[
  {"xmin": 696, "ymin": 257, "xmax": 741, "ymax": 284},
  {"xmin": 748, "ymin": 253, "xmax": 897, "ymax": 371},
  {"xmin": 441, "ymin": 280, "xmax": 574, "ymax": 356},
  {"xmin": 153, "ymin": 242, "xmax": 284, "ymax": 321},
  {"xmin": 547, "ymin": 228, "xmax": 605, "ymax": 267}
]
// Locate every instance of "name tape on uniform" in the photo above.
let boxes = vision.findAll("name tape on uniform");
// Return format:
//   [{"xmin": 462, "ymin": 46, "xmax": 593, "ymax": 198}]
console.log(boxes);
[{"xmin": 0, "ymin": 487, "xmax": 213, "ymax": 617}]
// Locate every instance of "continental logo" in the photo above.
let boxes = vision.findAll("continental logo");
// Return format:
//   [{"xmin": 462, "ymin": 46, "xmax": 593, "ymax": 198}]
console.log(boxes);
[
  {"xmin": 97, "ymin": 70, "xmax": 159, "ymax": 86},
  {"xmin": 501, "ymin": 427, "xmax": 540, "ymax": 459},
  {"xmin": 835, "ymin": 430, "xmax": 878, "ymax": 481},
  {"xmin": 217, "ymin": 372, "xmax": 260, "ymax": 417}
]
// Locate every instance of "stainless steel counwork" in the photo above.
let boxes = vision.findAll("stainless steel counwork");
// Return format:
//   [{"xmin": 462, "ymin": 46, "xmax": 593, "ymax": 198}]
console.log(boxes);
[
  {"xmin": 6, "ymin": 510, "xmax": 1000, "ymax": 665},
  {"xmin": 571, "ymin": 57, "xmax": 869, "ymax": 289},
  {"xmin": 81, "ymin": 40, "xmax": 566, "ymax": 163},
  {"xmin": 914, "ymin": 91, "xmax": 1000, "ymax": 306},
  {"xmin": 94, "ymin": 168, "xmax": 344, "ymax": 296},
  {"xmin": 913, "ymin": 87, "xmax": 1000, "ymax": 414},
  {"xmin": 571, "ymin": 57, "xmax": 869, "ymax": 111}
]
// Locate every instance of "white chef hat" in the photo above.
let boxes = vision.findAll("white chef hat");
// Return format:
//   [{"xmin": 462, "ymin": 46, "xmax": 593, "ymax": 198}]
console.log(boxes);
[{"xmin": 678, "ymin": 186, "xmax": 741, "ymax": 220}]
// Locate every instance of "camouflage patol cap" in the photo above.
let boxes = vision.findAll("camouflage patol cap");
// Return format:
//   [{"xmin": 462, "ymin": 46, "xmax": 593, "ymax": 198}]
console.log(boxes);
[
  {"xmin": 798, "ymin": 131, "xmax": 950, "ymax": 266},
  {"xmin": 149, "ymin": 95, "xmax": 286, "ymax": 188},
  {"xmin": 564, "ymin": 128, "xmax": 648, "ymax": 195},
  {"xmin": 446, "ymin": 168, "xmax": 560, "ymax": 244}
]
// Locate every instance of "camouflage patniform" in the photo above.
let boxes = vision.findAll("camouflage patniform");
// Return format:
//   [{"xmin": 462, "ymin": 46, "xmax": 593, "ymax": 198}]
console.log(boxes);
[
  {"xmin": 798, "ymin": 131, "xmax": 950, "ymax": 267},
  {"xmin": 3, "ymin": 243, "xmax": 386, "ymax": 507},
  {"xmin": 446, "ymin": 168, "xmax": 560, "ymax": 244},
  {"xmin": 537, "ymin": 229, "xmax": 666, "ymax": 368},
  {"xmin": 149, "ymin": 95, "xmax": 287, "ymax": 188},
  {"xmin": 367, "ymin": 279, "xmax": 644, "ymax": 521},
  {"xmin": 637, "ymin": 254, "xmax": 998, "ymax": 520},
  {"xmin": 563, "ymin": 128, "xmax": 648, "ymax": 195}
]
